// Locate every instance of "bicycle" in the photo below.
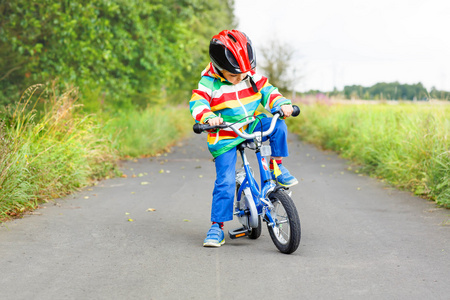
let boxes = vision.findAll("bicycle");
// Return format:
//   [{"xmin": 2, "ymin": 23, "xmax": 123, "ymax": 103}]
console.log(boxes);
[{"xmin": 193, "ymin": 106, "xmax": 301, "ymax": 254}]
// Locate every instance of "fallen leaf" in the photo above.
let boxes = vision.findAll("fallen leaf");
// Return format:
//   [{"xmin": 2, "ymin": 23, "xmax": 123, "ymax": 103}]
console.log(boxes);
[
  {"xmin": 321, "ymin": 164, "xmax": 326, "ymax": 168},
  {"xmin": 183, "ymin": 219, "xmax": 191, "ymax": 222},
  {"xmin": 138, "ymin": 173, "xmax": 144, "ymax": 177},
  {"xmin": 147, "ymin": 208, "xmax": 156, "ymax": 212},
  {"xmin": 125, "ymin": 212, "xmax": 130, "ymax": 215},
  {"xmin": 199, "ymin": 175, "xmax": 203, "ymax": 178},
  {"xmin": 121, "ymin": 174, "xmax": 127, "ymax": 178},
  {"xmin": 84, "ymin": 196, "xmax": 89, "ymax": 199},
  {"xmin": 141, "ymin": 182, "xmax": 149, "ymax": 185},
  {"xmin": 128, "ymin": 219, "xmax": 134, "ymax": 222},
  {"xmin": 159, "ymin": 169, "xmax": 164, "ymax": 173}
]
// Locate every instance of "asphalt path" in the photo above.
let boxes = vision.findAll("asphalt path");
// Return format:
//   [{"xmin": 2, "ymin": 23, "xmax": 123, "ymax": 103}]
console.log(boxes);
[{"xmin": 1, "ymin": 132, "xmax": 449, "ymax": 299}]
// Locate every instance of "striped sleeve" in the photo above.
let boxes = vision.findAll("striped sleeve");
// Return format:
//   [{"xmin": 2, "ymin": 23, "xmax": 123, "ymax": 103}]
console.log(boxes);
[
  {"xmin": 189, "ymin": 76, "xmax": 217, "ymax": 124},
  {"xmin": 254, "ymin": 74, "xmax": 291, "ymax": 111}
]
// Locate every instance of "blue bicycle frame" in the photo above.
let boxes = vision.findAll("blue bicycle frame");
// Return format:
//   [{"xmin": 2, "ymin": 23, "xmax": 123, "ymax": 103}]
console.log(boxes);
[{"xmin": 236, "ymin": 141, "xmax": 278, "ymax": 227}]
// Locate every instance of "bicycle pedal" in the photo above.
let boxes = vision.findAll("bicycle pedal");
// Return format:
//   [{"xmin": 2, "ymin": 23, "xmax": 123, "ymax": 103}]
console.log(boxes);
[{"xmin": 228, "ymin": 227, "xmax": 250, "ymax": 239}]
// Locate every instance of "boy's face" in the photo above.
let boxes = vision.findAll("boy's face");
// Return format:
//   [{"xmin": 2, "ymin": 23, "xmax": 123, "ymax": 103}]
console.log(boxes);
[{"xmin": 222, "ymin": 70, "xmax": 247, "ymax": 85}]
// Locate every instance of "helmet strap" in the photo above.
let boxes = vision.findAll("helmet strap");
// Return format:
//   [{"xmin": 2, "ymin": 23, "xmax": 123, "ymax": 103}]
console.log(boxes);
[{"xmin": 249, "ymin": 76, "xmax": 258, "ymax": 93}]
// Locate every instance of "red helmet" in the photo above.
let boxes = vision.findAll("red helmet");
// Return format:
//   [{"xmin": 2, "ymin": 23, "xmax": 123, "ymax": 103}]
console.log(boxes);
[{"xmin": 209, "ymin": 30, "xmax": 256, "ymax": 74}]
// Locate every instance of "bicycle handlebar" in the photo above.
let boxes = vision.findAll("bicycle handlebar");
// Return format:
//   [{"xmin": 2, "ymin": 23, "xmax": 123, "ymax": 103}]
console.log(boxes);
[{"xmin": 193, "ymin": 105, "xmax": 301, "ymax": 139}]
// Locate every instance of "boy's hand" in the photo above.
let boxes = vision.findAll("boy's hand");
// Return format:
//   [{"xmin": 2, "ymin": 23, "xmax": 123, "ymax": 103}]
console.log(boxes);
[
  {"xmin": 281, "ymin": 104, "xmax": 294, "ymax": 117},
  {"xmin": 207, "ymin": 117, "xmax": 223, "ymax": 126}
]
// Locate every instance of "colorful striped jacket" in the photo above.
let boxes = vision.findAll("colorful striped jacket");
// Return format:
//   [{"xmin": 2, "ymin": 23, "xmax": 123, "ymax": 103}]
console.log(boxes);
[{"xmin": 189, "ymin": 63, "xmax": 291, "ymax": 158}]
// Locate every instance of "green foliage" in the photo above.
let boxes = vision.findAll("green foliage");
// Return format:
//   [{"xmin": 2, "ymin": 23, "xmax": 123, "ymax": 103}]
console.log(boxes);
[
  {"xmin": 0, "ymin": 0, "xmax": 237, "ymax": 219},
  {"xmin": 288, "ymin": 103, "xmax": 450, "ymax": 207},
  {"xmin": 343, "ymin": 82, "xmax": 429, "ymax": 100},
  {"xmin": 0, "ymin": 83, "xmax": 194, "ymax": 220},
  {"xmin": 301, "ymin": 82, "xmax": 450, "ymax": 101},
  {"xmin": 429, "ymin": 87, "xmax": 450, "ymax": 100},
  {"xmin": 0, "ymin": 84, "xmax": 119, "ymax": 219},
  {"xmin": 0, "ymin": 0, "xmax": 235, "ymax": 109},
  {"xmin": 104, "ymin": 105, "xmax": 192, "ymax": 157}
]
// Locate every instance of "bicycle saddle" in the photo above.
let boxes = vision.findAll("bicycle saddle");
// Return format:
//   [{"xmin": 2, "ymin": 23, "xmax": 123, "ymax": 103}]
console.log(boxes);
[{"xmin": 237, "ymin": 141, "xmax": 256, "ymax": 150}]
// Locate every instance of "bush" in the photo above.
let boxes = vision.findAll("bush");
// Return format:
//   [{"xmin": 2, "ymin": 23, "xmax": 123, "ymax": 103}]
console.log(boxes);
[{"xmin": 0, "ymin": 0, "xmax": 235, "ymax": 109}]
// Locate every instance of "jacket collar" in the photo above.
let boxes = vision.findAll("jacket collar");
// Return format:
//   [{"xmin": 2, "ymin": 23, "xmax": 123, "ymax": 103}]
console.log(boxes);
[
  {"xmin": 204, "ymin": 63, "xmax": 254, "ymax": 84},
  {"xmin": 208, "ymin": 63, "xmax": 228, "ymax": 82}
]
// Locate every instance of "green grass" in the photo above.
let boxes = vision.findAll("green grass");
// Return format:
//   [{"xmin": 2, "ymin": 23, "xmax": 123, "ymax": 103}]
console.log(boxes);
[
  {"xmin": 104, "ymin": 106, "xmax": 192, "ymax": 158},
  {"xmin": 0, "ymin": 85, "xmax": 119, "ymax": 219},
  {"xmin": 288, "ymin": 102, "xmax": 450, "ymax": 207},
  {"xmin": 0, "ymin": 85, "xmax": 192, "ymax": 220},
  {"xmin": 2, "ymin": 84, "xmax": 447, "ymax": 219}
]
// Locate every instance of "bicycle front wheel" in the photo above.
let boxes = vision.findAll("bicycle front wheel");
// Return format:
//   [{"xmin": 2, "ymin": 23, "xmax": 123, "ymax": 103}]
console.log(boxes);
[{"xmin": 267, "ymin": 190, "xmax": 301, "ymax": 254}]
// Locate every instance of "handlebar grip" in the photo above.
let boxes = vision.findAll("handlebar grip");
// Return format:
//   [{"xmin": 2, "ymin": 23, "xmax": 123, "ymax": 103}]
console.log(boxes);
[
  {"xmin": 292, "ymin": 105, "xmax": 301, "ymax": 117},
  {"xmin": 193, "ymin": 123, "xmax": 207, "ymax": 134},
  {"xmin": 193, "ymin": 123, "xmax": 228, "ymax": 134}
]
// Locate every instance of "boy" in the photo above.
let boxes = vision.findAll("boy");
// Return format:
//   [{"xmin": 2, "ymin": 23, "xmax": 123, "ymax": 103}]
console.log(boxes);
[{"xmin": 189, "ymin": 30, "xmax": 298, "ymax": 247}]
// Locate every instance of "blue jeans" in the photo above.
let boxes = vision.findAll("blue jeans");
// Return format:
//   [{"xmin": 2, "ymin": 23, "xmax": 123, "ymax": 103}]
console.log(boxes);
[{"xmin": 210, "ymin": 118, "xmax": 289, "ymax": 222}]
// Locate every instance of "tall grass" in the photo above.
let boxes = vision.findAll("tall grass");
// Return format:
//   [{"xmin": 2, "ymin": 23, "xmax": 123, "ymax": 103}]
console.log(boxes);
[
  {"xmin": 0, "ymin": 85, "xmax": 119, "ymax": 219},
  {"xmin": 0, "ymin": 84, "xmax": 192, "ymax": 220},
  {"xmin": 288, "ymin": 102, "xmax": 450, "ymax": 207}
]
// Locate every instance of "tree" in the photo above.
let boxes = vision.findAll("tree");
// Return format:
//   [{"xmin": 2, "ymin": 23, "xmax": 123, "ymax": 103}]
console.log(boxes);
[
  {"xmin": 0, "ymin": 0, "xmax": 236, "ymax": 109},
  {"xmin": 258, "ymin": 39, "xmax": 297, "ymax": 94}
]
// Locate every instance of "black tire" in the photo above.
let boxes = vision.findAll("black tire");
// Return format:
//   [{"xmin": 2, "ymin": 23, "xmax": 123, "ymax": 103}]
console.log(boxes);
[
  {"xmin": 248, "ymin": 215, "xmax": 262, "ymax": 239},
  {"xmin": 267, "ymin": 190, "xmax": 301, "ymax": 254},
  {"xmin": 236, "ymin": 183, "xmax": 261, "ymax": 240}
]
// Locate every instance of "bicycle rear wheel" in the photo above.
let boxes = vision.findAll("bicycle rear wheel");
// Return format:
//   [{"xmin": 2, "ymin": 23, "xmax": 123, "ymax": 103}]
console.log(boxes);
[
  {"xmin": 248, "ymin": 215, "xmax": 262, "ymax": 239},
  {"xmin": 267, "ymin": 190, "xmax": 301, "ymax": 254},
  {"xmin": 236, "ymin": 183, "xmax": 262, "ymax": 239}
]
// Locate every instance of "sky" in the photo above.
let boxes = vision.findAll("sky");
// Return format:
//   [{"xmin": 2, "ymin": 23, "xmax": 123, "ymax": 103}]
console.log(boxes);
[{"xmin": 234, "ymin": 0, "xmax": 450, "ymax": 92}]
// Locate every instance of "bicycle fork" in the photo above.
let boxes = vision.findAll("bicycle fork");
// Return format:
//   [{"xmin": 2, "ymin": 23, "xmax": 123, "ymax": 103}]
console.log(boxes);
[{"xmin": 253, "ymin": 146, "xmax": 280, "ymax": 228}]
